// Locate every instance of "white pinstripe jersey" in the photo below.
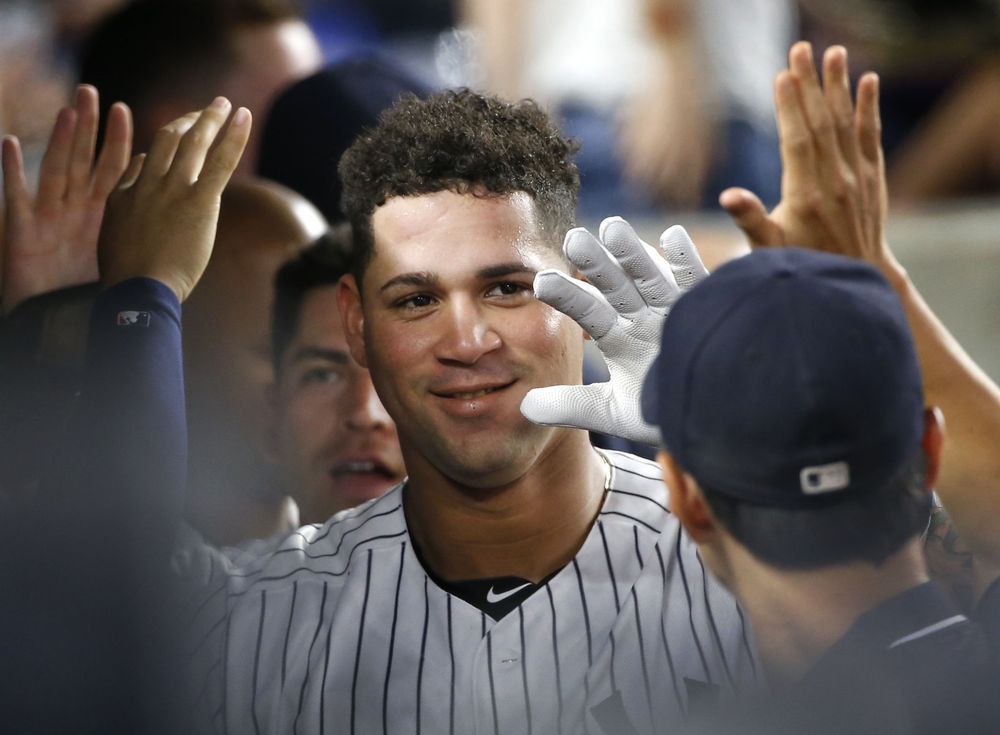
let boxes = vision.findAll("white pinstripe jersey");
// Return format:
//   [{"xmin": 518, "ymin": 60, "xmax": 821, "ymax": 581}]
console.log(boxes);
[{"xmin": 179, "ymin": 450, "xmax": 758, "ymax": 735}]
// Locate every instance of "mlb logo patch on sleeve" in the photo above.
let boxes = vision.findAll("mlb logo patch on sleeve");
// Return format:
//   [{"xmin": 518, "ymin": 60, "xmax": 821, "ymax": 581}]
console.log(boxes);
[{"xmin": 116, "ymin": 310, "xmax": 151, "ymax": 327}]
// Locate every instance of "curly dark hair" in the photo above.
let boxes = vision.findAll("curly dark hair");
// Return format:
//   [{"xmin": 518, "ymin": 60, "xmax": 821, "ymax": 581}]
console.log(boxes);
[{"xmin": 338, "ymin": 89, "xmax": 580, "ymax": 282}]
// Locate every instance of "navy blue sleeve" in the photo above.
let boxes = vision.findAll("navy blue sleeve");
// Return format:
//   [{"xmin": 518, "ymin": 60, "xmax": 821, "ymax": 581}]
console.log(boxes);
[
  {"xmin": 2, "ymin": 277, "xmax": 190, "ymax": 732},
  {"xmin": 44, "ymin": 277, "xmax": 188, "ymax": 566}
]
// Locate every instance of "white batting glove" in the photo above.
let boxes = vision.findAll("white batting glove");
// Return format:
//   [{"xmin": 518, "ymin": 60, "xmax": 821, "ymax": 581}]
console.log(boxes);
[{"xmin": 520, "ymin": 217, "xmax": 708, "ymax": 446}]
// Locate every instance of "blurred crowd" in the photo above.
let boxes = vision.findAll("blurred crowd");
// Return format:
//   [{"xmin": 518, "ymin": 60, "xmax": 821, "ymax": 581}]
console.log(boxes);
[
  {"xmin": 1, "ymin": 0, "xmax": 1000, "ymax": 733},
  {"xmin": 3, "ymin": 0, "xmax": 1000, "ymax": 217}
]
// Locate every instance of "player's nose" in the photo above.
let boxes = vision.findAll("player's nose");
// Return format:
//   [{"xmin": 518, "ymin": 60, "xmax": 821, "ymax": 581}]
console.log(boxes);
[
  {"xmin": 434, "ymin": 297, "xmax": 502, "ymax": 366},
  {"xmin": 343, "ymin": 373, "xmax": 393, "ymax": 431}
]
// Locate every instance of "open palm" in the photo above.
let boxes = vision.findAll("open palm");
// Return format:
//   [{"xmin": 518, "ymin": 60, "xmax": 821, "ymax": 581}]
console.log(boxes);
[
  {"xmin": 719, "ymin": 44, "xmax": 890, "ymax": 269},
  {"xmin": 1, "ymin": 85, "xmax": 132, "ymax": 315}
]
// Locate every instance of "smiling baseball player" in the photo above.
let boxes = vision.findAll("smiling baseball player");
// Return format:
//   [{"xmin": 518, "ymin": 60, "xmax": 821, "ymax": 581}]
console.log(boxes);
[{"xmin": 70, "ymin": 89, "xmax": 755, "ymax": 735}]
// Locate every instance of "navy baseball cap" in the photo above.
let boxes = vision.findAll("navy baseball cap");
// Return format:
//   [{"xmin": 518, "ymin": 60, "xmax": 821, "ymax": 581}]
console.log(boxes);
[
  {"xmin": 641, "ymin": 247, "xmax": 924, "ymax": 507},
  {"xmin": 257, "ymin": 54, "xmax": 432, "ymax": 224}
]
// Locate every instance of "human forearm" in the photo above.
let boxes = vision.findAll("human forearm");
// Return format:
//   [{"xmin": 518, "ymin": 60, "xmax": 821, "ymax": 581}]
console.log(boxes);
[
  {"xmin": 883, "ymin": 257, "xmax": 1000, "ymax": 568},
  {"xmin": 37, "ymin": 98, "xmax": 249, "ymax": 562},
  {"xmin": 37, "ymin": 277, "xmax": 187, "ymax": 568}
]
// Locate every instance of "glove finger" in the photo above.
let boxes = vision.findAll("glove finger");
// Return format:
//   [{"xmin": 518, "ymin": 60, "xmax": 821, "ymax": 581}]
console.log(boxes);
[
  {"xmin": 599, "ymin": 216, "xmax": 680, "ymax": 309},
  {"xmin": 564, "ymin": 227, "xmax": 646, "ymax": 315},
  {"xmin": 659, "ymin": 225, "xmax": 709, "ymax": 293},
  {"xmin": 520, "ymin": 382, "xmax": 611, "ymax": 432},
  {"xmin": 534, "ymin": 269, "xmax": 618, "ymax": 340}
]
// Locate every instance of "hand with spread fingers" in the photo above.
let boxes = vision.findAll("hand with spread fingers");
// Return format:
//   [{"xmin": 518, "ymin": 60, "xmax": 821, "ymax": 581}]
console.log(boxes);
[
  {"xmin": 97, "ymin": 98, "xmax": 251, "ymax": 302},
  {"xmin": 521, "ymin": 217, "xmax": 708, "ymax": 446},
  {"xmin": 719, "ymin": 42, "xmax": 893, "ymax": 271},
  {"xmin": 1, "ymin": 85, "xmax": 133, "ymax": 315},
  {"xmin": 719, "ymin": 42, "xmax": 1000, "ymax": 589}
]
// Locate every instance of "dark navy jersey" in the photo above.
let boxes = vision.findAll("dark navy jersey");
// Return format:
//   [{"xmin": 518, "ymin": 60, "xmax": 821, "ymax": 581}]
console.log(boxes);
[{"xmin": 685, "ymin": 580, "xmax": 1000, "ymax": 735}]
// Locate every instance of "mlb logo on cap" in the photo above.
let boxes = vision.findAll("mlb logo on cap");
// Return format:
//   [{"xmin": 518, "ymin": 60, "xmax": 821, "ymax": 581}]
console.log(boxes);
[{"xmin": 800, "ymin": 461, "xmax": 850, "ymax": 495}]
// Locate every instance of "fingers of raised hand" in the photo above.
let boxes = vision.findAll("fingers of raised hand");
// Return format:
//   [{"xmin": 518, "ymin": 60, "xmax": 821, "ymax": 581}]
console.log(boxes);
[
  {"xmin": 855, "ymin": 72, "xmax": 882, "ymax": 165},
  {"xmin": 143, "ymin": 110, "xmax": 201, "ymax": 179},
  {"xmin": 774, "ymin": 71, "xmax": 816, "ymax": 196},
  {"xmin": 822, "ymin": 46, "xmax": 861, "ymax": 172},
  {"xmin": 598, "ymin": 217, "xmax": 679, "ymax": 309},
  {"xmin": 135, "ymin": 100, "xmax": 249, "ymax": 192},
  {"xmin": 659, "ymin": 225, "xmax": 708, "ymax": 292},
  {"xmin": 117, "ymin": 153, "xmax": 146, "ymax": 191},
  {"xmin": 196, "ymin": 106, "xmax": 251, "ymax": 195},
  {"xmin": 788, "ymin": 43, "xmax": 835, "ymax": 148},
  {"xmin": 66, "ymin": 85, "xmax": 99, "ymax": 198},
  {"xmin": 2, "ymin": 135, "xmax": 30, "ymax": 221},
  {"xmin": 92, "ymin": 102, "xmax": 133, "ymax": 200},
  {"xmin": 36, "ymin": 106, "xmax": 77, "ymax": 208},
  {"xmin": 169, "ymin": 97, "xmax": 233, "ymax": 186},
  {"xmin": 788, "ymin": 43, "xmax": 843, "ymax": 179},
  {"xmin": 564, "ymin": 227, "xmax": 645, "ymax": 315},
  {"xmin": 534, "ymin": 269, "xmax": 618, "ymax": 340},
  {"xmin": 855, "ymin": 72, "xmax": 886, "ymax": 226}
]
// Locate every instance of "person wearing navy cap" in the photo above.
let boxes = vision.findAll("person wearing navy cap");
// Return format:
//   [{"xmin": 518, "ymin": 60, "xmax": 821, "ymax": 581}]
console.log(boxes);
[{"xmin": 639, "ymin": 246, "xmax": 1000, "ymax": 733}]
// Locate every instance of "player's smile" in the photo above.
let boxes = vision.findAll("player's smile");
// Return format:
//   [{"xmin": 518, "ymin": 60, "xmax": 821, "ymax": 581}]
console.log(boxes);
[
  {"xmin": 428, "ymin": 375, "xmax": 519, "ymax": 417},
  {"xmin": 430, "ymin": 380, "xmax": 515, "ymax": 399}
]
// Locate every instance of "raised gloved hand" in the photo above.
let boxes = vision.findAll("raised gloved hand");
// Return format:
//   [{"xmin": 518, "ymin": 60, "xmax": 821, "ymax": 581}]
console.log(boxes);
[{"xmin": 521, "ymin": 217, "xmax": 707, "ymax": 446}]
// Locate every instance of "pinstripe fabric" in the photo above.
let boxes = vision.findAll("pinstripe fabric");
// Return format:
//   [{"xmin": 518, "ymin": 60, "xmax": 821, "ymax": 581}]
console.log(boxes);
[{"xmin": 182, "ymin": 450, "xmax": 757, "ymax": 734}]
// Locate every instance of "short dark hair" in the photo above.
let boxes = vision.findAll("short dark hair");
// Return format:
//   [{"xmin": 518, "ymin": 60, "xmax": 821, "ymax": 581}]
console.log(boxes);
[
  {"xmin": 271, "ymin": 226, "xmax": 352, "ymax": 372},
  {"xmin": 700, "ymin": 451, "xmax": 932, "ymax": 569},
  {"xmin": 78, "ymin": 0, "xmax": 301, "ymax": 136},
  {"xmin": 338, "ymin": 88, "xmax": 580, "ymax": 282}
]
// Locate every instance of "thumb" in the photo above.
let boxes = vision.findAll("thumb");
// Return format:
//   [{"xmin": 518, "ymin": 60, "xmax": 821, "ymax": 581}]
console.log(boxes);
[
  {"xmin": 719, "ymin": 187, "xmax": 783, "ymax": 248},
  {"xmin": 520, "ymin": 383, "xmax": 611, "ymax": 433}
]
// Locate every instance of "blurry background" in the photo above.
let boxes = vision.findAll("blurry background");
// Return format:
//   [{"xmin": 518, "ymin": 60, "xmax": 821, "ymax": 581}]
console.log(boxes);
[{"xmin": 2, "ymin": 0, "xmax": 999, "ymax": 378}]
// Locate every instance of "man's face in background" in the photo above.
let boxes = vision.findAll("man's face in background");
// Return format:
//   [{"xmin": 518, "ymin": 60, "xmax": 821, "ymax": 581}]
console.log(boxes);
[{"xmin": 269, "ymin": 284, "xmax": 405, "ymax": 522}]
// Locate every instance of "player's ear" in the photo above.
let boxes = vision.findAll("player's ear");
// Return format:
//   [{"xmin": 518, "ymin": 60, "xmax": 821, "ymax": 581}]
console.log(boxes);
[
  {"xmin": 657, "ymin": 450, "xmax": 719, "ymax": 543},
  {"xmin": 922, "ymin": 406, "xmax": 945, "ymax": 489},
  {"xmin": 337, "ymin": 274, "xmax": 368, "ymax": 368}
]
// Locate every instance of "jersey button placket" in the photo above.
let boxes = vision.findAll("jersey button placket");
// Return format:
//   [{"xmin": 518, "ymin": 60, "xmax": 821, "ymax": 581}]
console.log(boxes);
[{"xmin": 487, "ymin": 619, "xmax": 528, "ymax": 734}]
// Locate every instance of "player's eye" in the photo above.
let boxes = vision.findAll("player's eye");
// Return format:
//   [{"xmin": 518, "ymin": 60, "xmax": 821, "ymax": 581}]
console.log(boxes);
[
  {"xmin": 394, "ymin": 293, "xmax": 436, "ymax": 310},
  {"xmin": 300, "ymin": 367, "xmax": 343, "ymax": 387},
  {"xmin": 486, "ymin": 281, "xmax": 532, "ymax": 299}
]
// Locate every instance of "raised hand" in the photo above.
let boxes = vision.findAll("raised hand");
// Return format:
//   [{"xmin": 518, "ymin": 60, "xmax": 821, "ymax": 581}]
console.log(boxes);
[
  {"xmin": 98, "ymin": 98, "xmax": 251, "ymax": 302},
  {"xmin": 1, "ymin": 85, "xmax": 132, "ymax": 315},
  {"xmin": 719, "ymin": 43, "xmax": 893, "ymax": 271},
  {"xmin": 521, "ymin": 217, "xmax": 708, "ymax": 445}
]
